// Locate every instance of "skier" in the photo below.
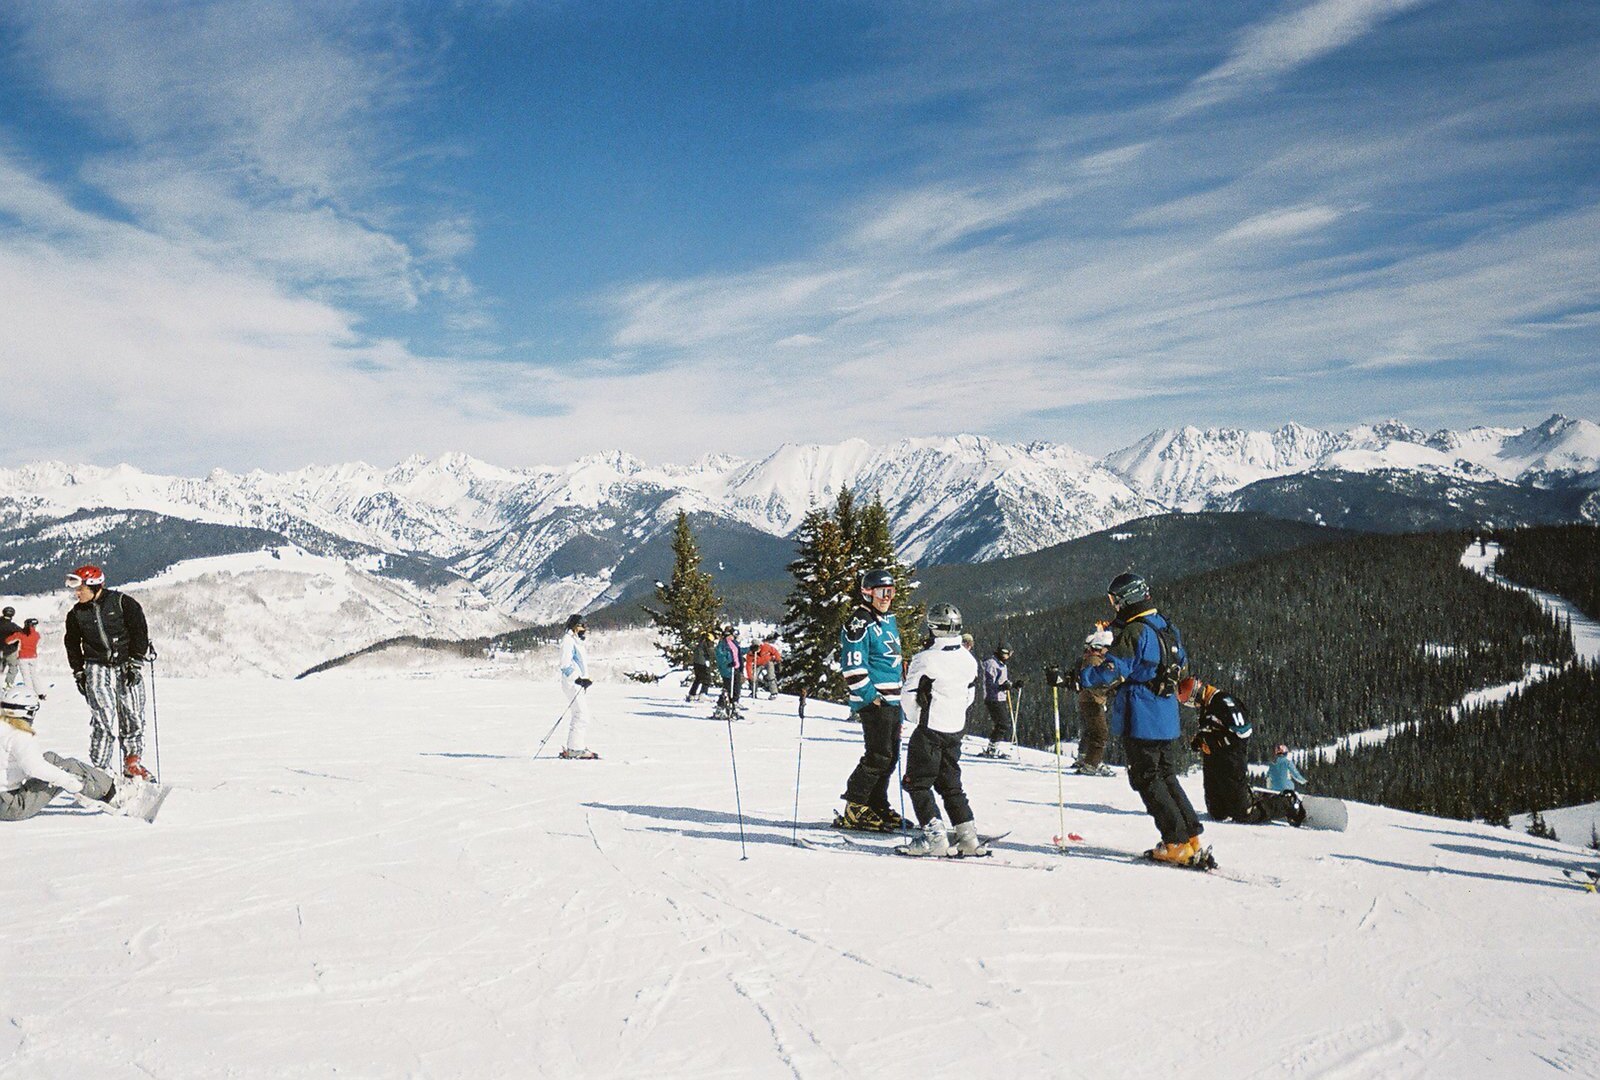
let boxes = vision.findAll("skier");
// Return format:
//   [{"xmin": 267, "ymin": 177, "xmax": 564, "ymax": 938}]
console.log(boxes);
[
  {"xmin": 687, "ymin": 630, "xmax": 716, "ymax": 703},
  {"xmin": 978, "ymin": 644, "xmax": 1016, "ymax": 758},
  {"xmin": 0, "ymin": 686, "xmax": 122, "ymax": 821},
  {"xmin": 63, "ymin": 565, "xmax": 156, "ymax": 781},
  {"xmin": 898, "ymin": 603, "xmax": 989, "ymax": 857},
  {"xmin": 556, "ymin": 614, "xmax": 598, "ymax": 760},
  {"xmin": 1080, "ymin": 572, "xmax": 1205, "ymax": 866},
  {"xmin": 5, "ymin": 618, "xmax": 41, "ymax": 697},
  {"xmin": 1267, "ymin": 745, "xmax": 1308, "ymax": 792},
  {"xmin": 1072, "ymin": 627, "xmax": 1116, "ymax": 776},
  {"xmin": 713, "ymin": 626, "xmax": 743, "ymax": 716},
  {"xmin": 1180, "ymin": 677, "xmax": 1270, "ymax": 823},
  {"xmin": 836, "ymin": 568, "xmax": 905, "ymax": 832},
  {"xmin": 0, "ymin": 606, "xmax": 20, "ymax": 689}
]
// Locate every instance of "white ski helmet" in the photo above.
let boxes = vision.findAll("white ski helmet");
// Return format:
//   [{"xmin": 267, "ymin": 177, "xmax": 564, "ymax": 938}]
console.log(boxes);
[
  {"xmin": 1084, "ymin": 628, "xmax": 1114, "ymax": 650},
  {"xmin": 925, "ymin": 602, "xmax": 962, "ymax": 637},
  {"xmin": 0, "ymin": 686, "xmax": 40, "ymax": 724}
]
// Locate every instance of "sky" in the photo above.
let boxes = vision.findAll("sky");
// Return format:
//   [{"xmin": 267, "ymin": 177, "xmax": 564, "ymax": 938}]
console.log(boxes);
[{"xmin": 0, "ymin": 0, "xmax": 1596, "ymax": 473}]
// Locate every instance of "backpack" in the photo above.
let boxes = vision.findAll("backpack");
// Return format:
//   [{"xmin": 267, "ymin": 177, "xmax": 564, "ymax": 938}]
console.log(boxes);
[{"xmin": 1135, "ymin": 617, "xmax": 1185, "ymax": 698}]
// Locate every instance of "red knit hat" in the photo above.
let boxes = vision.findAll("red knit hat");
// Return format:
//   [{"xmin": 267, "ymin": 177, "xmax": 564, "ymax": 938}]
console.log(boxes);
[{"xmin": 66, "ymin": 564, "xmax": 105, "ymax": 588}]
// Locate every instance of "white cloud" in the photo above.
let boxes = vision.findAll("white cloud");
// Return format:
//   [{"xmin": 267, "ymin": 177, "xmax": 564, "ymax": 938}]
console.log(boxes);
[
  {"xmin": 1217, "ymin": 205, "xmax": 1343, "ymax": 243},
  {"xmin": 1175, "ymin": 0, "xmax": 1436, "ymax": 115}
]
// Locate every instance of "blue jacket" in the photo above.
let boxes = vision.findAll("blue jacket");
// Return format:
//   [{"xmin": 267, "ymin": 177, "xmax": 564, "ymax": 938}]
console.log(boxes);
[
  {"xmin": 840, "ymin": 605, "xmax": 902, "ymax": 713},
  {"xmin": 1267, "ymin": 755, "xmax": 1307, "ymax": 792},
  {"xmin": 714, "ymin": 637, "xmax": 741, "ymax": 681},
  {"xmin": 981, "ymin": 656, "xmax": 1009, "ymax": 703},
  {"xmin": 1080, "ymin": 608, "xmax": 1186, "ymax": 742}
]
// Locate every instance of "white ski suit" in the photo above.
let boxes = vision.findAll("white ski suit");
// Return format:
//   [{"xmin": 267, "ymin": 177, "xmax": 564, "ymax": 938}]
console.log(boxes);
[{"xmin": 558, "ymin": 630, "xmax": 591, "ymax": 752}]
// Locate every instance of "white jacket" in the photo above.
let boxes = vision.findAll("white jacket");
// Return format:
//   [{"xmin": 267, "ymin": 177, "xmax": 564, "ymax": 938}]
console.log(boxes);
[
  {"xmin": 558, "ymin": 631, "xmax": 589, "ymax": 684},
  {"xmin": 903, "ymin": 636, "xmax": 979, "ymax": 734},
  {"xmin": 0, "ymin": 723, "xmax": 83, "ymax": 795}
]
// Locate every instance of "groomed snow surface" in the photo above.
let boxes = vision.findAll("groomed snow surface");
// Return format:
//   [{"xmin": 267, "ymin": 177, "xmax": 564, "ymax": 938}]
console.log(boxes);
[{"xmin": 6, "ymin": 674, "xmax": 1598, "ymax": 1079}]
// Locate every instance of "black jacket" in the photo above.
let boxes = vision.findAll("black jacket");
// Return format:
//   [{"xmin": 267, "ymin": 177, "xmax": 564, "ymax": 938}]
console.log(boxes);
[
  {"xmin": 64, "ymin": 589, "xmax": 150, "ymax": 671},
  {"xmin": 0, "ymin": 619, "xmax": 19, "ymax": 657}
]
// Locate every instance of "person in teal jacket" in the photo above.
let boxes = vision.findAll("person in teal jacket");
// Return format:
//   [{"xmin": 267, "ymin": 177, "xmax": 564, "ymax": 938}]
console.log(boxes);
[
  {"xmin": 836, "ymin": 568, "xmax": 904, "ymax": 833},
  {"xmin": 1267, "ymin": 745, "xmax": 1308, "ymax": 792}
]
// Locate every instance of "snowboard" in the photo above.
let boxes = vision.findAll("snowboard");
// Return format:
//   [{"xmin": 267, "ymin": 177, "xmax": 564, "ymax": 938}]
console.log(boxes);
[
  {"xmin": 1252, "ymin": 787, "xmax": 1348, "ymax": 832},
  {"xmin": 76, "ymin": 779, "xmax": 172, "ymax": 823}
]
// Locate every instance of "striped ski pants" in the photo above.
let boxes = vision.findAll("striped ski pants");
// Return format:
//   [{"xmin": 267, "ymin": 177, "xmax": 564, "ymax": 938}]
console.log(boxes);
[{"xmin": 83, "ymin": 661, "xmax": 147, "ymax": 770}]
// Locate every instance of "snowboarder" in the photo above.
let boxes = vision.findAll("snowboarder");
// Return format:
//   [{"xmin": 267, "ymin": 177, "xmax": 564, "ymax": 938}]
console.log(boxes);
[
  {"xmin": 897, "ymin": 603, "xmax": 988, "ymax": 857},
  {"xmin": 5, "ymin": 618, "xmax": 41, "ymax": 697},
  {"xmin": 1073, "ymin": 627, "xmax": 1116, "ymax": 776},
  {"xmin": 556, "ymin": 614, "xmax": 598, "ymax": 760},
  {"xmin": 979, "ymin": 644, "xmax": 1016, "ymax": 757},
  {"xmin": 713, "ymin": 626, "xmax": 743, "ymax": 716},
  {"xmin": 1080, "ymin": 572, "xmax": 1205, "ymax": 866},
  {"xmin": 687, "ymin": 631, "xmax": 716, "ymax": 703},
  {"xmin": 0, "ymin": 686, "xmax": 120, "ymax": 821},
  {"xmin": 1181, "ymin": 677, "xmax": 1271, "ymax": 823},
  {"xmin": 837, "ymin": 568, "xmax": 905, "ymax": 832},
  {"xmin": 63, "ymin": 565, "xmax": 155, "ymax": 781},
  {"xmin": 1267, "ymin": 745, "xmax": 1308, "ymax": 792}
]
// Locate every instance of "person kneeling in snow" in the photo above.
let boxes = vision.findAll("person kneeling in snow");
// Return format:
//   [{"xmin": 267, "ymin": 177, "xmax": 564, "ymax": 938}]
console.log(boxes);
[
  {"xmin": 898, "ymin": 603, "xmax": 988, "ymax": 857},
  {"xmin": 0, "ymin": 687, "xmax": 120, "ymax": 821},
  {"xmin": 1181, "ymin": 677, "xmax": 1273, "ymax": 824}
]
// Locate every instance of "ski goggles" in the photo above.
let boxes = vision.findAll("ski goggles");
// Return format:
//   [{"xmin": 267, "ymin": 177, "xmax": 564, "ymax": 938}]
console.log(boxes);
[{"xmin": 866, "ymin": 585, "xmax": 896, "ymax": 600}]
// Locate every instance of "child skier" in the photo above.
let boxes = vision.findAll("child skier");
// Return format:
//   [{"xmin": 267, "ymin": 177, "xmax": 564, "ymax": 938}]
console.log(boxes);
[
  {"xmin": 978, "ymin": 644, "xmax": 1016, "ymax": 757},
  {"xmin": 898, "ymin": 603, "xmax": 988, "ymax": 857}
]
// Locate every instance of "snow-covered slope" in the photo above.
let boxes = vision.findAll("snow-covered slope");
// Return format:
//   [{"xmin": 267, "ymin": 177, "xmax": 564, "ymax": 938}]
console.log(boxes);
[
  {"xmin": 4, "ymin": 672, "xmax": 1596, "ymax": 1077},
  {"xmin": 4, "ymin": 546, "xmax": 519, "ymax": 679}
]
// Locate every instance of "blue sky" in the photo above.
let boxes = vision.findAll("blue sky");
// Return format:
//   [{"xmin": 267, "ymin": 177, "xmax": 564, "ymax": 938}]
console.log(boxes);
[{"xmin": 0, "ymin": 0, "xmax": 1596, "ymax": 471}]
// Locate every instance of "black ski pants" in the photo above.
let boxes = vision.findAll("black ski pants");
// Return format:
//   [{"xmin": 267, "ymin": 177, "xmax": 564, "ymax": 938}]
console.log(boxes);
[
  {"xmin": 1124, "ymin": 737, "xmax": 1202, "ymax": 845},
  {"xmin": 901, "ymin": 725, "xmax": 973, "ymax": 827},
  {"xmin": 984, "ymin": 700, "xmax": 1011, "ymax": 742},
  {"xmin": 688, "ymin": 664, "xmax": 714, "ymax": 699},
  {"xmin": 844, "ymin": 700, "xmax": 902, "ymax": 811},
  {"xmin": 1201, "ymin": 741, "xmax": 1268, "ymax": 823}
]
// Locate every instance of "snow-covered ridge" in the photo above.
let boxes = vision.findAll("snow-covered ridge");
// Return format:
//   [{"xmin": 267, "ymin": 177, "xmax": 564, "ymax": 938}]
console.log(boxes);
[{"xmin": 1, "ymin": 415, "xmax": 1594, "ymax": 621}]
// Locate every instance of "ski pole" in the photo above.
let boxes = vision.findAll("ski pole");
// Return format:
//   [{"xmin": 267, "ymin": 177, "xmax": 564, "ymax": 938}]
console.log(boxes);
[
  {"xmin": 1051, "ymin": 682, "xmax": 1066, "ymax": 847},
  {"xmin": 533, "ymin": 687, "xmax": 584, "ymax": 759},
  {"xmin": 791, "ymin": 692, "xmax": 807, "ymax": 846},
  {"xmin": 726, "ymin": 713, "xmax": 749, "ymax": 861},
  {"xmin": 147, "ymin": 651, "xmax": 162, "ymax": 783}
]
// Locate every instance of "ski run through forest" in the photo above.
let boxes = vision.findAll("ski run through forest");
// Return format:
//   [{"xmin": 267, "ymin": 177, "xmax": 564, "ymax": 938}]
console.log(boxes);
[{"xmin": 4, "ymin": 543, "xmax": 1599, "ymax": 1079}]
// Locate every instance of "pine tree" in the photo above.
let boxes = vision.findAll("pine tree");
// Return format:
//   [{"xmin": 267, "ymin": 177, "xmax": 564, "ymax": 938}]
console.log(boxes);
[
  {"xmin": 851, "ymin": 494, "xmax": 925, "ymax": 659},
  {"xmin": 1588, "ymin": 823, "xmax": 1599, "ymax": 852},
  {"xmin": 780, "ymin": 503, "xmax": 855, "ymax": 701},
  {"xmin": 1527, "ymin": 810, "xmax": 1558, "ymax": 841},
  {"xmin": 643, "ymin": 511, "xmax": 722, "ymax": 670}
]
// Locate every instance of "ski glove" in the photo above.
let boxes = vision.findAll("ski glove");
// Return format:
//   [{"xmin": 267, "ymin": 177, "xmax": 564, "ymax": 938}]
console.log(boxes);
[
  {"xmin": 74, "ymin": 670, "xmax": 88, "ymax": 697},
  {"xmin": 575, "ymin": 677, "xmax": 593, "ymax": 689},
  {"xmin": 121, "ymin": 660, "xmax": 143, "ymax": 686}
]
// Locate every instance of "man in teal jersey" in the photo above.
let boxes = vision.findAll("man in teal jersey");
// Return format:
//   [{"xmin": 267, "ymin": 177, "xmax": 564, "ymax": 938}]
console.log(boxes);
[{"xmin": 837, "ymin": 568, "xmax": 905, "ymax": 832}]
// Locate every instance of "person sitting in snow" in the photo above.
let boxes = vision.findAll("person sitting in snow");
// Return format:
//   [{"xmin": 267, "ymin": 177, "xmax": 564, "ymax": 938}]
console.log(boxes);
[
  {"xmin": 1267, "ymin": 744, "xmax": 1307, "ymax": 792},
  {"xmin": 898, "ymin": 603, "xmax": 988, "ymax": 857},
  {"xmin": 0, "ymin": 687, "xmax": 121, "ymax": 821}
]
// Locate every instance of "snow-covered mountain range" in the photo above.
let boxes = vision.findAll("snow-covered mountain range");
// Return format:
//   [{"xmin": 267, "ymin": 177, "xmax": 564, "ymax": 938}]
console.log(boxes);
[{"xmin": 1, "ymin": 415, "xmax": 1596, "ymax": 635}]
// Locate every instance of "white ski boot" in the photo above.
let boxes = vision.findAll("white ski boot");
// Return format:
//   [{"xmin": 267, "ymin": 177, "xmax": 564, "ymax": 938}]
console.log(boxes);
[
  {"xmin": 951, "ymin": 821, "xmax": 990, "ymax": 857},
  {"xmin": 896, "ymin": 820, "xmax": 951, "ymax": 858}
]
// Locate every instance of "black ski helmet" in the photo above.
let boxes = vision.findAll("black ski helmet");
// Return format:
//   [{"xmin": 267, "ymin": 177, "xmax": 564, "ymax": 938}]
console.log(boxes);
[
  {"xmin": 565, "ymin": 613, "xmax": 586, "ymax": 631},
  {"xmin": 859, "ymin": 567, "xmax": 895, "ymax": 594},
  {"xmin": 1107, "ymin": 572, "xmax": 1150, "ymax": 609},
  {"xmin": 925, "ymin": 602, "xmax": 962, "ymax": 636},
  {"xmin": 994, "ymin": 642, "xmax": 1012, "ymax": 659}
]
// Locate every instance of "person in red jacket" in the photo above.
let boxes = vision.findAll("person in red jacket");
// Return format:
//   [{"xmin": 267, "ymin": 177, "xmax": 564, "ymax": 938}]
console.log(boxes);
[
  {"xmin": 5, "ymin": 619, "xmax": 41, "ymax": 697},
  {"xmin": 752, "ymin": 635, "xmax": 782, "ymax": 699}
]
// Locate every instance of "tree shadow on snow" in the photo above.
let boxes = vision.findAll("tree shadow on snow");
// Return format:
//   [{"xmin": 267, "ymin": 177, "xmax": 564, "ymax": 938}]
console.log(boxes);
[
  {"xmin": 1394, "ymin": 824, "xmax": 1583, "ymax": 855},
  {"xmin": 586, "ymin": 801, "xmax": 814, "ymax": 832},
  {"xmin": 631, "ymin": 824, "xmax": 810, "ymax": 850},
  {"xmin": 1330, "ymin": 853, "xmax": 1576, "ymax": 893},
  {"xmin": 420, "ymin": 752, "xmax": 520, "ymax": 761},
  {"xmin": 1008, "ymin": 797, "xmax": 1145, "ymax": 818},
  {"xmin": 1431, "ymin": 841, "xmax": 1596, "ymax": 878}
]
